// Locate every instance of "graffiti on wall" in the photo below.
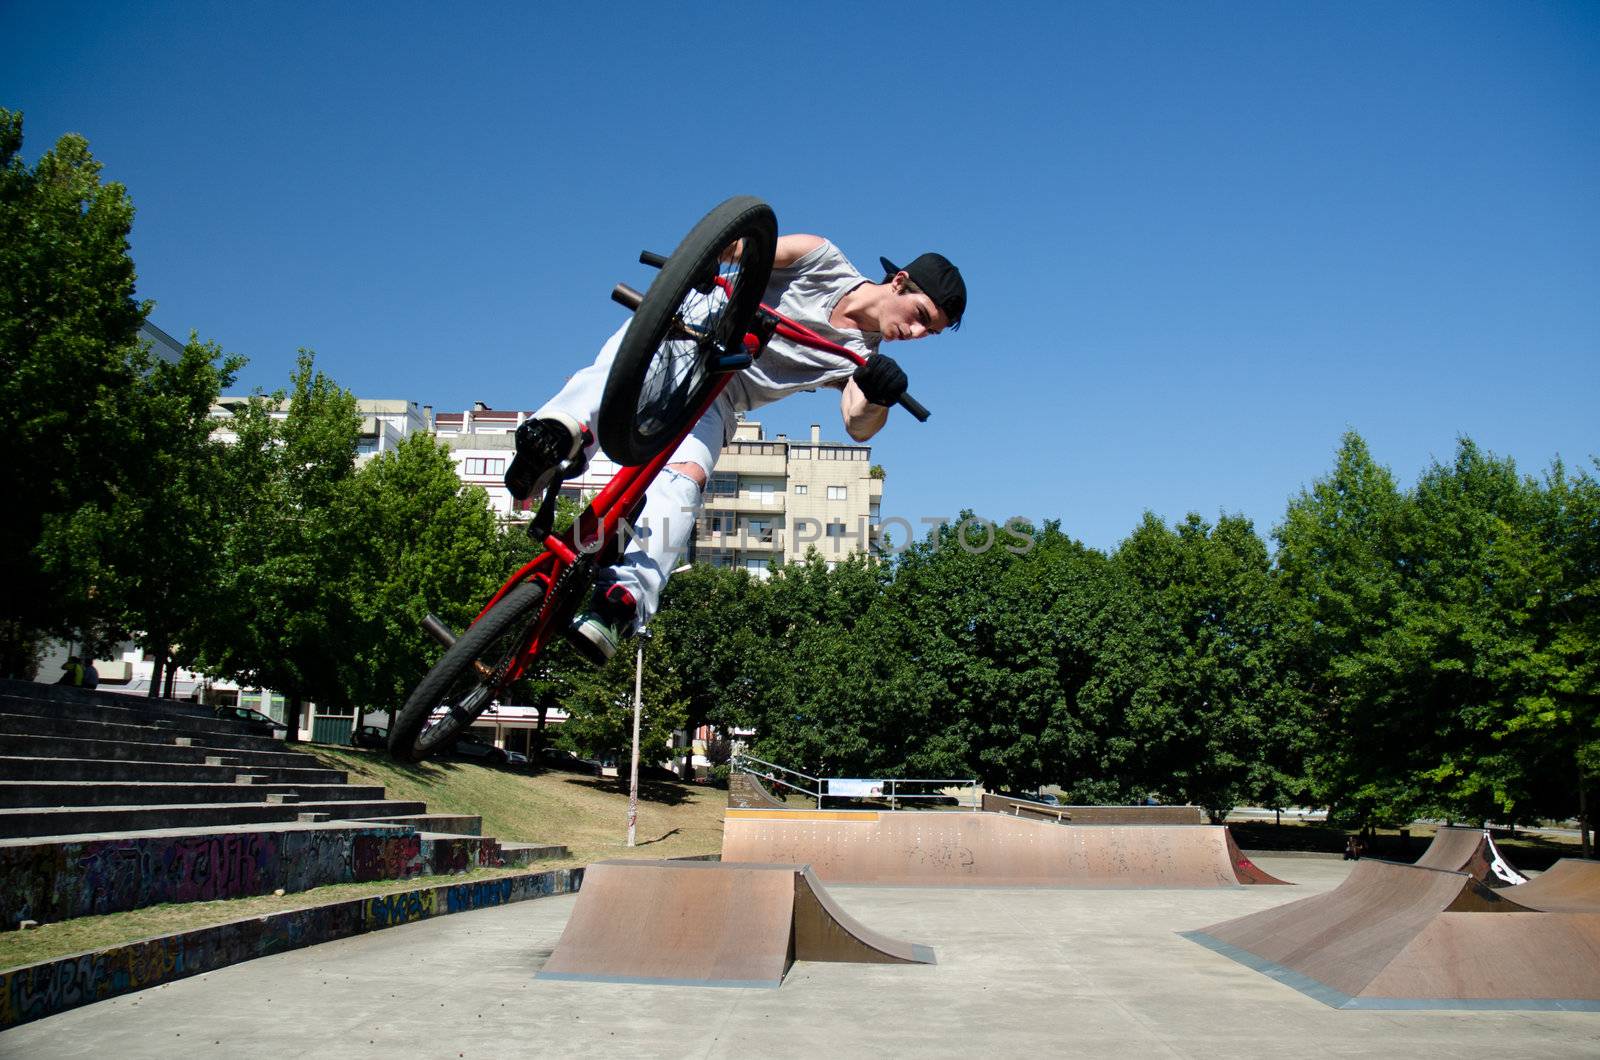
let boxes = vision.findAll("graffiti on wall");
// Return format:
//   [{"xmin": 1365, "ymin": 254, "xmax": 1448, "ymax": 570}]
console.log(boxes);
[
  {"xmin": 0, "ymin": 867, "xmax": 582, "ymax": 1030},
  {"xmin": 0, "ymin": 827, "xmax": 437, "ymax": 927}
]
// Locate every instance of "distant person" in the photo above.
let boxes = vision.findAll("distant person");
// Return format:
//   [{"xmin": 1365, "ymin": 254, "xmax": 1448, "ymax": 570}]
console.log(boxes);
[
  {"xmin": 57, "ymin": 656, "xmax": 84, "ymax": 686},
  {"xmin": 505, "ymin": 234, "xmax": 966, "ymax": 664},
  {"xmin": 81, "ymin": 660, "xmax": 99, "ymax": 689}
]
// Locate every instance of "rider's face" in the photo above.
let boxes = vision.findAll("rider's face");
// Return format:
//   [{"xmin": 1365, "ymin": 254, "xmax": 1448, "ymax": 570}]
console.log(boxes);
[{"xmin": 878, "ymin": 273, "xmax": 949, "ymax": 342}]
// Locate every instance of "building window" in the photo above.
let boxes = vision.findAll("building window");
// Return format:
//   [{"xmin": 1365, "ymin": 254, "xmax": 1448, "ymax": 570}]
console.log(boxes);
[
  {"xmin": 745, "ymin": 557, "xmax": 770, "ymax": 573},
  {"xmin": 746, "ymin": 519, "xmax": 774, "ymax": 543},
  {"xmin": 793, "ymin": 484, "xmax": 808, "ymax": 495},
  {"xmin": 827, "ymin": 485, "xmax": 847, "ymax": 501},
  {"xmin": 464, "ymin": 457, "xmax": 506, "ymax": 476},
  {"xmin": 793, "ymin": 447, "xmax": 810, "ymax": 459},
  {"xmin": 707, "ymin": 514, "xmax": 730, "ymax": 534},
  {"xmin": 826, "ymin": 521, "xmax": 847, "ymax": 538},
  {"xmin": 709, "ymin": 473, "xmax": 738, "ymax": 496},
  {"xmin": 747, "ymin": 482, "xmax": 776, "ymax": 505}
]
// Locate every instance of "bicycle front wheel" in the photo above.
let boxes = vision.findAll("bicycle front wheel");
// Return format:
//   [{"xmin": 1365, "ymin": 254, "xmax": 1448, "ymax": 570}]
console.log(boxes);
[
  {"xmin": 598, "ymin": 196, "xmax": 777, "ymax": 466},
  {"xmin": 389, "ymin": 582, "xmax": 545, "ymax": 763}
]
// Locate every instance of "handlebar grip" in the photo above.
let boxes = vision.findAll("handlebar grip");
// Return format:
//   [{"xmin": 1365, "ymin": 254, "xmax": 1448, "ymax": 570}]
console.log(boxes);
[
  {"xmin": 898, "ymin": 392, "xmax": 931, "ymax": 422},
  {"xmin": 639, "ymin": 251, "xmax": 668, "ymax": 269},
  {"xmin": 612, "ymin": 283, "xmax": 644, "ymax": 310}
]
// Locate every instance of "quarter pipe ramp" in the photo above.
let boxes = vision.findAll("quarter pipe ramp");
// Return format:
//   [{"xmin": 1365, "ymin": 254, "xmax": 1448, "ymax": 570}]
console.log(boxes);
[
  {"xmin": 537, "ymin": 860, "xmax": 934, "ymax": 987},
  {"xmin": 1507, "ymin": 858, "xmax": 1600, "ymax": 913},
  {"xmin": 721, "ymin": 808, "xmax": 1287, "ymax": 887},
  {"xmin": 1413, "ymin": 825, "xmax": 1527, "ymax": 885},
  {"xmin": 1183, "ymin": 858, "xmax": 1600, "ymax": 1009}
]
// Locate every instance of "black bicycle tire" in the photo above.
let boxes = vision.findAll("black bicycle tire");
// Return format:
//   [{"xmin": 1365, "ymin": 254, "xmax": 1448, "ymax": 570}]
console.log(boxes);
[
  {"xmin": 388, "ymin": 581, "xmax": 545, "ymax": 763},
  {"xmin": 597, "ymin": 196, "xmax": 777, "ymax": 466}
]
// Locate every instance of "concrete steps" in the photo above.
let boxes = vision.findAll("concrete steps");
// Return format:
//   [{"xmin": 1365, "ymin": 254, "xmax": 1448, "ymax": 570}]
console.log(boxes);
[
  {"xmin": 0, "ymin": 821, "xmax": 490, "ymax": 926},
  {"xmin": 353, "ymin": 812, "xmax": 484, "ymax": 836},
  {"xmin": 0, "ymin": 691, "xmax": 267, "ymax": 737},
  {"xmin": 0, "ymin": 799, "xmax": 429, "ymax": 839},
  {"xmin": 0, "ymin": 755, "xmax": 346, "ymax": 785},
  {"xmin": 0, "ymin": 711, "xmax": 289, "ymax": 753},
  {"xmin": 0, "ymin": 732, "xmax": 325, "ymax": 768},
  {"xmin": 0, "ymin": 679, "xmax": 566, "ymax": 929},
  {"xmin": 0, "ymin": 780, "xmax": 388, "ymax": 808}
]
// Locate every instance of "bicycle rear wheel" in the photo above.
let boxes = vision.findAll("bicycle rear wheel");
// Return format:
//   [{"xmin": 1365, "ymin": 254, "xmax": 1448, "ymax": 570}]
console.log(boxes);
[
  {"xmin": 598, "ymin": 196, "xmax": 777, "ymax": 466},
  {"xmin": 389, "ymin": 582, "xmax": 544, "ymax": 762}
]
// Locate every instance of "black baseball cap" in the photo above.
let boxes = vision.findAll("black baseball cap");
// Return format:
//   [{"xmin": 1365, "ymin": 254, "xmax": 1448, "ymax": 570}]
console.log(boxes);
[{"xmin": 879, "ymin": 252, "xmax": 966, "ymax": 330}]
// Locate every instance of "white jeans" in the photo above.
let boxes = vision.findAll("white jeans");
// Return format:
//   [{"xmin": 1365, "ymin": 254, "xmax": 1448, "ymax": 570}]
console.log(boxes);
[{"xmin": 536, "ymin": 321, "xmax": 732, "ymax": 630}]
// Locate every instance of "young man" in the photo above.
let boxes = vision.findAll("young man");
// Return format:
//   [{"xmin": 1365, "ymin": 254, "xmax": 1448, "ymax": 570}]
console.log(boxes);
[{"xmin": 505, "ymin": 233, "xmax": 967, "ymax": 663}]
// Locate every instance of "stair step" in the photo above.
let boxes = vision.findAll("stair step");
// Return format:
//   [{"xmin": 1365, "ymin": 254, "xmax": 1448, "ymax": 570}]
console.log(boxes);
[
  {"xmin": 0, "ymin": 733, "xmax": 323, "ymax": 769},
  {"xmin": 351, "ymin": 812, "xmax": 483, "ymax": 836},
  {"xmin": 0, "ymin": 781, "xmax": 386, "ymax": 809},
  {"xmin": 0, "ymin": 711, "xmax": 287, "ymax": 754},
  {"xmin": 0, "ymin": 755, "xmax": 344, "ymax": 785},
  {"xmin": 0, "ymin": 799, "xmax": 428, "ymax": 839}
]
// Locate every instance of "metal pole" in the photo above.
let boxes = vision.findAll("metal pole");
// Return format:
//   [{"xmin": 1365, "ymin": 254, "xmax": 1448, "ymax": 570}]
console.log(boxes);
[{"xmin": 626, "ymin": 633, "xmax": 646, "ymax": 847}]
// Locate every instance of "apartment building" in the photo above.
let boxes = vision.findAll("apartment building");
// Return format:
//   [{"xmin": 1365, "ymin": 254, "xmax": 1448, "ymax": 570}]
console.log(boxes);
[
  {"xmin": 432, "ymin": 403, "xmax": 623, "ymax": 518},
  {"xmin": 429, "ymin": 409, "xmax": 884, "ymax": 576},
  {"xmin": 698, "ymin": 420, "xmax": 883, "ymax": 575}
]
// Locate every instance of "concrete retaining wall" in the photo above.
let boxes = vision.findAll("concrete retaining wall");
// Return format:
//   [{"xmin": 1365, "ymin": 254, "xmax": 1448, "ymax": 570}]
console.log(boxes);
[
  {"xmin": 0, "ymin": 826, "xmax": 494, "ymax": 928},
  {"xmin": 0, "ymin": 867, "xmax": 583, "ymax": 1029}
]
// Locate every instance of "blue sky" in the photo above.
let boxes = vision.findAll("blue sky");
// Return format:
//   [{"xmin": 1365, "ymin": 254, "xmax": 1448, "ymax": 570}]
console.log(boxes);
[{"xmin": 5, "ymin": 2, "xmax": 1596, "ymax": 552}]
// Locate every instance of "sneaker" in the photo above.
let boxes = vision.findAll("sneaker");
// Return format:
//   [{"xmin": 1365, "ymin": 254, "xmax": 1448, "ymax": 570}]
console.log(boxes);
[
  {"xmin": 568, "ymin": 582, "xmax": 637, "ymax": 665},
  {"xmin": 504, "ymin": 412, "xmax": 585, "ymax": 501}
]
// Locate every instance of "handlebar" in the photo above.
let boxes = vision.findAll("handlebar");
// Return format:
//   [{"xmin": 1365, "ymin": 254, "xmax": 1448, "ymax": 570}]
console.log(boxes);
[{"xmin": 629, "ymin": 249, "xmax": 932, "ymax": 423}]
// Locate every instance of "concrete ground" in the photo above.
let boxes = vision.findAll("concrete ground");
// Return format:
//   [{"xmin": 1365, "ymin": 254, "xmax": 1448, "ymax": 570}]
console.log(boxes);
[{"xmin": 5, "ymin": 857, "xmax": 1598, "ymax": 1058}]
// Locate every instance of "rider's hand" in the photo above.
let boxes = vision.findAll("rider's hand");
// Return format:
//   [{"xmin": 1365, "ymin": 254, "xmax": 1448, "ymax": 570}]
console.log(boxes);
[{"xmin": 853, "ymin": 354, "xmax": 908, "ymax": 407}]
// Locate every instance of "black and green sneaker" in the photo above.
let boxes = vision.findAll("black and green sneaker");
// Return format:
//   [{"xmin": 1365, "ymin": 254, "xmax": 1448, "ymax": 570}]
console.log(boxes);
[{"xmin": 568, "ymin": 582, "xmax": 637, "ymax": 665}]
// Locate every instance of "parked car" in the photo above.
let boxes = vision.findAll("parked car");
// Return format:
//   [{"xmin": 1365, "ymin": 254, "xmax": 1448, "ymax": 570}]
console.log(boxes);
[
  {"xmin": 536, "ymin": 746, "xmax": 601, "ymax": 775},
  {"xmin": 505, "ymin": 750, "xmax": 529, "ymax": 765},
  {"xmin": 450, "ymin": 736, "xmax": 509, "ymax": 765},
  {"xmin": 213, "ymin": 705, "xmax": 285, "ymax": 737},
  {"xmin": 350, "ymin": 724, "xmax": 388, "ymax": 750}
]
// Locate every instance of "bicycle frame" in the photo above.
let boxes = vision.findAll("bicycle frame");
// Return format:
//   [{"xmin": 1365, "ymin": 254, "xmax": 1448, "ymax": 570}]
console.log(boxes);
[{"xmin": 464, "ymin": 293, "xmax": 870, "ymax": 695}]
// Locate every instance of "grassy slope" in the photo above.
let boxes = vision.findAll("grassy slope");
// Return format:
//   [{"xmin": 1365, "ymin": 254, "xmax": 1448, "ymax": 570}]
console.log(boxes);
[
  {"xmin": 304, "ymin": 746, "xmax": 727, "ymax": 866},
  {"xmin": 0, "ymin": 750, "xmax": 729, "ymax": 969}
]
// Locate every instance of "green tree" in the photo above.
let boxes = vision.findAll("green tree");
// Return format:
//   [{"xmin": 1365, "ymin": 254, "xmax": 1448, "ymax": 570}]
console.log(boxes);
[
  {"xmin": 187, "ymin": 353, "xmax": 362, "ymax": 732},
  {"xmin": 1481, "ymin": 458, "xmax": 1600, "ymax": 852},
  {"xmin": 1274, "ymin": 431, "xmax": 1410, "ymax": 827},
  {"xmin": 336, "ymin": 431, "xmax": 508, "ymax": 729},
  {"xmin": 1116, "ymin": 512, "xmax": 1310, "ymax": 819},
  {"xmin": 0, "ymin": 108, "xmax": 146, "ymax": 670}
]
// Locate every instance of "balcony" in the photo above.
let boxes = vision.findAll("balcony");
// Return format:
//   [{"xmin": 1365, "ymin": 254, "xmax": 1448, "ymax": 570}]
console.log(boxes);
[
  {"xmin": 702, "ymin": 494, "xmax": 786, "ymax": 514},
  {"xmin": 716, "ymin": 450, "xmax": 787, "ymax": 476}
]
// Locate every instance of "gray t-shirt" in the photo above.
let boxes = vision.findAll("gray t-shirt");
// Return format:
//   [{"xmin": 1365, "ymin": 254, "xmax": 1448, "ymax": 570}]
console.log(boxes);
[{"xmin": 722, "ymin": 241, "xmax": 878, "ymax": 413}]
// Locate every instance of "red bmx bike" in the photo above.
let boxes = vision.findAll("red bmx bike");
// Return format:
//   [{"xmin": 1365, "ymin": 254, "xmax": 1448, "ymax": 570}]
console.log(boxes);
[{"xmin": 388, "ymin": 196, "xmax": 929, "ymax": 762}]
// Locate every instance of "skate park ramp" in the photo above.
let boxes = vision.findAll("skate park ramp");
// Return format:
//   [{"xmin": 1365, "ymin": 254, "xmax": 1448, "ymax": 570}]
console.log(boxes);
[
  {"xmin": 1413, "ymin": 824, "xmax": 1527, "ymax": 885},
  {"xmin": 721, "ymin": 808, "xmax": 1287, "ymax": 887},
  {"xmin": 1508, "ymin": 858, "xmax": 1600, "ymax": 912},
  {"xmin": 1182, "ymin": 857, "xmax": 1600, "ymax": 1009},
  {"xmin": 536, "ymin": 859, "xmax": 934, "ymax": 987}
]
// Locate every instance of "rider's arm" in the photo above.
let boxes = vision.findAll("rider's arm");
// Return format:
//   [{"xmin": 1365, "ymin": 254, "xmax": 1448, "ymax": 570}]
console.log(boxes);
[
  {"xmin": 839, "ymin": 378, "xmax": 889, "ymax": 441},
  {"xmin": 774, "ymin": 235, "xmax": 826, "ymax": 268}
]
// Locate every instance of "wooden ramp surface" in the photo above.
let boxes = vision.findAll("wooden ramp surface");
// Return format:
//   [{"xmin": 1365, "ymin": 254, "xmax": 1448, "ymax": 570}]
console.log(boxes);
[
  {"xmin": 722, "ymin": 809, "xmax": 1286, "ymax": 887},
  {"xmin": 1413, "ymin": 825, "xmax": 1527, "ymax": 885},
  {"xmin": 1507, "ymin": 858, "xmax": 1600, "ymax": 912},
  {"xmin": 537, "ymin": 860, "xmax": 933, "ymax": 988},
  {"xmin": 1183, "ymin": 858, "xmax": 1600, "ymax": 1009}
]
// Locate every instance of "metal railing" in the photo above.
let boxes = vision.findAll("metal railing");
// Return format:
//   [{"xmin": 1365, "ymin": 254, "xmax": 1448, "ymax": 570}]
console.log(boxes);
[{"xmin": 733, "ymin": 754, "xmax": 979, "ymax": 810}]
